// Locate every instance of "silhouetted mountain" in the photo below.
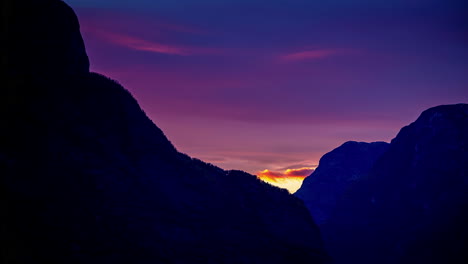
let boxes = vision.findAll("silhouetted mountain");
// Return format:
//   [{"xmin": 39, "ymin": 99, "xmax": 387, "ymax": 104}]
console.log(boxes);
[
  {"xmin": 294, "ymin": 141, "xmax": 389, "ymax": 225},
  {"xmin": 4, "ymin": 0, "xmax": 89, "ymax": 75},
  {"xmin": 322, "ymin": 104, "xmax": 468, "ymax": 264},
  {"xmin": 1, "ymin": 1, "xmax": 328, "ymax": 263}
]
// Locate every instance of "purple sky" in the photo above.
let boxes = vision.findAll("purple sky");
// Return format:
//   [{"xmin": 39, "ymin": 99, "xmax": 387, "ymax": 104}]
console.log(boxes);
[{"xmin": 65, "ymin": 0, "xmax": 468, "ymax": 191}]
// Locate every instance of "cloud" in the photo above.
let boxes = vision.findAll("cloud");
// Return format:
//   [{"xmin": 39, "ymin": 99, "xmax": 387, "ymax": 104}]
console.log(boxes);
[
  {"xmin": 95, "ymin": 31, "xmax": 220, "ymax": 56},
  {"xmin": 279, "ymin": 164, "xmax": 319, "ymax": 171},
  {"xmin": 257, "ymin": 169, "xmax": 283, "ymax": 180},
  {"xmin": 257, "ymin": 167, "xmax": 315, "ymax": 182},
  {"xmin": 77, "ymin": 11, "xmax": 218, "ymax": 57},
  {"xmin": 280, "ymin": 49, "xmax": 346, "ymax": 61},
  {"xmin": 284, "ymin": 167, "xmax": 315, "ymax": 177}
]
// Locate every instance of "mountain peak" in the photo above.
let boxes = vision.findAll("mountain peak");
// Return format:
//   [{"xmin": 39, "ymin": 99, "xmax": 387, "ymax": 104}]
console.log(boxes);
[
  {"xmin": 420, "ymin": 103, "xmax": 468, "ymax": 117},
  {"xmin": 392, "ymin": 103, "xmax": 468, "ymax": 144},
  {"xmin": 295, "ymin": 140, "xmax": 389, "ymax": 225},
  {"xmin": 5, "ymin": 0, "xmax": 89, "ymax": 75}
]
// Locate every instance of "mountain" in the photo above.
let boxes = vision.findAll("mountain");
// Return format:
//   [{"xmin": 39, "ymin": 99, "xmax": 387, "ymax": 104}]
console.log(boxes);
[
  {"xmin": 322, "ymin": 104, "xmax": 468, "ymax": 264},
  {"xmin": 1, "ymin": 1, "xmax": 329, "ymax": 263},
  {"xmin": 295, "ymin": 141, "xmax": 390, "ymax": 225},
  {"xmin": 4, "ymin": 0, "xmax": 89, "ymax": 75}
]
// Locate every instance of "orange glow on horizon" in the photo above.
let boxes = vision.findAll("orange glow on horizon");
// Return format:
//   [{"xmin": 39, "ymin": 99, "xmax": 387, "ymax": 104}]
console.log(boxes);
[{"xmin": 257, "ymin": 167, "xmax": 315, "ymax": 193}]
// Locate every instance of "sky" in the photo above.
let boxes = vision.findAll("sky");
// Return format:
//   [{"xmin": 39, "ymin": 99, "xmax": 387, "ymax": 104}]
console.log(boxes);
[{"xmin": 65, "ymin": 0, "xmax": 467, "ymax": 193}]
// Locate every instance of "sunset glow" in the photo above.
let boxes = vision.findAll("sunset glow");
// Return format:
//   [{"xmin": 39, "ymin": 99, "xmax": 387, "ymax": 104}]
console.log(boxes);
[{"xmin": 257, "ymin": 167, "xmax": 316, "ymax": 193}]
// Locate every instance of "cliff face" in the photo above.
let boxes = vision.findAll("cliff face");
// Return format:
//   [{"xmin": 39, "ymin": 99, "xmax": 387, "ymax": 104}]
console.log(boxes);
[
  {"xmin": 322, "ymin": 104, "xmax": 468, "ymax": 264},
  {"xmin": 1, "ymin": 1, "xmax": 328, "ymax": 263},
  {"xmin": 295, "ymin": 141, "xmax": 389, "ymax": 225}
]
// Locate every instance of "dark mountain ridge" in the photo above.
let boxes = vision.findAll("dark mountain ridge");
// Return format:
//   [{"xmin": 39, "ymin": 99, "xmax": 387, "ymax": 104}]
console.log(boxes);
[
  {"xmin": 321, "ymin": 104, "xmax": 468, "ymax": 263},
  {"xmin": 1, "ymin": 1, "xmax": 328, "ymax": 263},
  {"xmin": 295, "ymin": 141, "xmax": 390, "ymax": 225}
]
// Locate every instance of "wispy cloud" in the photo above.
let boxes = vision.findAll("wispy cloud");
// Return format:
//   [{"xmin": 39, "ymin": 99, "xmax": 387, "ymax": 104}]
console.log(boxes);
[
  {"xmin": 280, "ymin": 49, "xmax": 347, "ymax": 61},
  {"xmin": 284, "ymin": 167, "xmax": 316, "ymax": 177},
  {"xmin": 96, "ymin": 31, "xmax": 219, "ymax": 56},
  {"xmin": 279, "ymin": 164, "xmax": 319, "ymax": 171}
]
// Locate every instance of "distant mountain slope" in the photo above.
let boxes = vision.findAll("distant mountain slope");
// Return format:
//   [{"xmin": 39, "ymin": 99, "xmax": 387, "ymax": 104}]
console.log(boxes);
[
  {"xmin": 295, "ymin": 141, "xmax": 389, "ymax": 225},
  {"xmin": 323, "ymin": 104, "xmax": 468, "ymax": 264},
  {"xmin": 1, "ymin": 1, "xmax": 328, "ymax": 263}
]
